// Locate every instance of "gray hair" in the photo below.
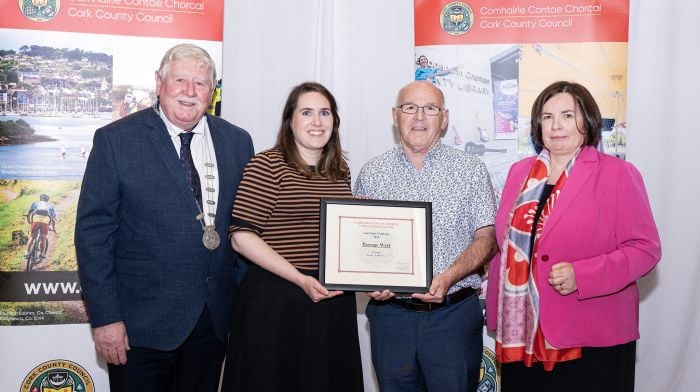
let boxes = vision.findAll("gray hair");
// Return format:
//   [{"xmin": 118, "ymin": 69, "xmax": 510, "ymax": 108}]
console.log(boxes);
[{"xmin": 158, "ymin": 44, "xmax": 216, "ymax": 88}]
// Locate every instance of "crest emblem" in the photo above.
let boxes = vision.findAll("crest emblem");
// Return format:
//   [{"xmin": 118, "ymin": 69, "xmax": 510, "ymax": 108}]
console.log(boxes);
[
  {"xmin": 21, "ymin": 360, "xmax": 94, "ymax": 392},
  {"xmin": 19, "ymin": 0, "xmax": 60, "ymax": 22},
  {"xmin": 440, "ymin": 2, "xmax": 474, "ymax": 36},
  {"xmin": 478, "ymin": 346, "xmax": 500, "ymax": 391}
]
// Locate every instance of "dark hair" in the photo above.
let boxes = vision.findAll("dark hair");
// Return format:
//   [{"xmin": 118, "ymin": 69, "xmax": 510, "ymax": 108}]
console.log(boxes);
[
  {"xmin": 274, "ymin": 82, "xmax": 350, "ymax": 181},
  {"xmin": 530, "ymin": 81, "xmax": 602, "ymax": 151}
]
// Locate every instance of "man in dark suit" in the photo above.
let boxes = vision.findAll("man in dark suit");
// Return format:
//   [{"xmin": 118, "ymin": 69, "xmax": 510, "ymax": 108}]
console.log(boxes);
[{"xmin": 75, "ymin": 44, "xmax": 254, "ymax": 391}]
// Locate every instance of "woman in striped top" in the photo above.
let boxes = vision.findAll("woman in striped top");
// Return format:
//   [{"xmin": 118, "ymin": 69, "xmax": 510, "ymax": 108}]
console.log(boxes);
[{"xmin": 220, "ymin": 82, "xmax": 363, "ymax": 392}]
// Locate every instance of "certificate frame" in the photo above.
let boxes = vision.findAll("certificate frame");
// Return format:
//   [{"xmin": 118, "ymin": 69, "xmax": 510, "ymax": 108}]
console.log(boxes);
[{"xmin": 319, "ymin": 198, "xmax": 432, "ymax": 293}]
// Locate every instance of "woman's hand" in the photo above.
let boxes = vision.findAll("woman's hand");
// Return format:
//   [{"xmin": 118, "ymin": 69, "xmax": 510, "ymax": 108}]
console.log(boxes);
[
  {"xmin": 299, "ymin": 275, "xmax": 343, "ymax": 303},
  {"xmin": 232, "ymin": 231, "xmax": 343, "ymax": 303},
  {"xmin": 548, "ymin": 262, "xmax": 578, "ymax": 295}
]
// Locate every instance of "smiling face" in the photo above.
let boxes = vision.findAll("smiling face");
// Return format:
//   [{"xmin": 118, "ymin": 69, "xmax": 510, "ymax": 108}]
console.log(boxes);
[
  {"xmin": 540, "ymin": 92, "xmax": 586, "ymax": 159},
  {"xmin": 393, "ymin": 81, "xmax": 448, "ymax": 159},
  {"xmin": 155, "ymin": 59, "xmax": 213, "ymax": 130},
  {"xmin": 418, "ymin": 55, "xmax": 428, "ymax": 68},
  {"xmin": 291, "ymin": 92, "xmax": 334, "ymax": 165}
]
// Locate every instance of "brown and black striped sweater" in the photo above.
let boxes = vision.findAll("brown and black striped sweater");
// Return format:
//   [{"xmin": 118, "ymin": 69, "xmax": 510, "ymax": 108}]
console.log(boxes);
[{"xmin": 230, "ymin": 149, "xmax": 352, "ymax": 270}]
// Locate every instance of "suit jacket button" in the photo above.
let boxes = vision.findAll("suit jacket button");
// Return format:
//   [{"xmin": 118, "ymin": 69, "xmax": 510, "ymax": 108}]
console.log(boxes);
[
  {"xmin": 205, "ymin": 276, "xmax": 210, "ymax": 284},
  {"xmin": 541, "ymin": 255, "xmax": 549, "ymax": 262}
]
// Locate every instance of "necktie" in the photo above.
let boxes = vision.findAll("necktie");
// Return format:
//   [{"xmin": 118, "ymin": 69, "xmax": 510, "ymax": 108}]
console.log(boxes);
[{"xmin": 178, "ymin": 132, "xmax": 202, "ymax": 207}]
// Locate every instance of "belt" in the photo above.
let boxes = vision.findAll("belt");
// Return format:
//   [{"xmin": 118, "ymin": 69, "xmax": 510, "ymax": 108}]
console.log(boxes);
[{"xmin": 388, "ymin": 286, "xmax": 475, "ymax": 312}]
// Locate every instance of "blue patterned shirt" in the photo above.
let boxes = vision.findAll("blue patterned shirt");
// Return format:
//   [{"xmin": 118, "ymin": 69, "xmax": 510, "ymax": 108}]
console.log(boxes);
[{"xmin": 354, "ymin": 142, "xmax": 496, "ymax": 293}]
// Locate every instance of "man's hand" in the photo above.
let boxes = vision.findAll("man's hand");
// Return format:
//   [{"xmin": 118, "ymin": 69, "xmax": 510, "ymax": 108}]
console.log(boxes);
[
  {"xmin": 93, "ymin": 321, "xmax": 130, "ymax": 365},
  {"xmin": 411, "ymin": 273, "xmax": 451, "ymax": 303},
  {"xmin": 368, "ymin": 289, "xmax": 395, "ymax": 301}
]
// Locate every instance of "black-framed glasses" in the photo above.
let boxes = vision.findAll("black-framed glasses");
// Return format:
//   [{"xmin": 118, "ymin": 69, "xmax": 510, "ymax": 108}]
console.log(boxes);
[{"xmin": 396, "ymin": 104, "xmax": 443, "ymax": 116}]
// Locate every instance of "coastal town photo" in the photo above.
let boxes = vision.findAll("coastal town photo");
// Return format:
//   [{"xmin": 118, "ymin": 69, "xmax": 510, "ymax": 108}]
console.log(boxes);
[{"xmin": 0, "ymin": 29, "xmax": 116, "ymax": 179}]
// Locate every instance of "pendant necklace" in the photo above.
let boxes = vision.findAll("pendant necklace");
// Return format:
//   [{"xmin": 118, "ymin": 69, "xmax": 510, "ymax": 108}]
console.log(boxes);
[{"xmin": 197, "ymin": 121, "xmax": 220, "ymax": 251}]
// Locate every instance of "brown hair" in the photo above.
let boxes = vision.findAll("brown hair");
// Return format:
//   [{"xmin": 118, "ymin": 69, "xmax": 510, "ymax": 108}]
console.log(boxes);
[
  {"xmin": 530, "ymin": 81, "xmax": 602, "ymax": 150},
  {"xmin": 274, "ymin": 82, "xmax": 350, "ymax": 181}
]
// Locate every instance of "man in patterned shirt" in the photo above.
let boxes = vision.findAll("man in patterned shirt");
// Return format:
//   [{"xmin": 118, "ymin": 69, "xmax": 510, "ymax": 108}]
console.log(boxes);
[{"xmin": 354, "ymin": 80, "xmax": 497, "ymax": 392}]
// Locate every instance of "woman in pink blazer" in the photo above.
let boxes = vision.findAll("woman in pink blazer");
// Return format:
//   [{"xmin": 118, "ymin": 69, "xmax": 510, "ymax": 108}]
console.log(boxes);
[{"xmin": 485, "ymin": 81, "xmax": 661, "ymax": 391}]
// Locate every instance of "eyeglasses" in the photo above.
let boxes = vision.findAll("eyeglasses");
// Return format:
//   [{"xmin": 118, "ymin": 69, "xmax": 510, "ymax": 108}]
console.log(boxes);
[{"xmin": 396, "ymin": 104, "xmax": 444, "ymax": 116}]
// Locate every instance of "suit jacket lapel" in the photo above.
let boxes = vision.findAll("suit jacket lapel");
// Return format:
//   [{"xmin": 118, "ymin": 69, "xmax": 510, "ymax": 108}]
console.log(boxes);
[
  {"xmin": 144, "ymin": 110, "xmax": 201, "ymax": 216},
  {"xmin": 538, "ymin": 147, "xmax": 599, "ymax": 244}
]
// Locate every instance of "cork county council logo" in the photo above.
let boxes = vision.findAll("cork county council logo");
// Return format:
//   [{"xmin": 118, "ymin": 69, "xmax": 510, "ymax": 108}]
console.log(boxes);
[
  {"xmin": 478, "ymin": 346, "xmax": 500, "ymax": 392},
  {"xmin": 20, "ymin": 360, "xmax": 94, "ymax": 392},
  {"xmin": 440, "ymin": 2, "xmax": 474, "ymax": 35},
  {"xmin": 19, "ymin": 0, "xmax": 60, "ymax": 22}
]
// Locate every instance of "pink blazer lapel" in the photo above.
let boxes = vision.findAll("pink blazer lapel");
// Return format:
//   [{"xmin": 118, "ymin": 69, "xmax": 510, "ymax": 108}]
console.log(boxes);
[{"xmin": 537, "ymin": 146, "xmax": 600, "ymax": 244}]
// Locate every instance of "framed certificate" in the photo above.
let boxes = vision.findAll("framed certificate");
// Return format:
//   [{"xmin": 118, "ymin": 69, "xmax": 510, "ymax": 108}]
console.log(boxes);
[{"xmin": 319, "ymin": 198, "xmax": 432, "ymax": 292}]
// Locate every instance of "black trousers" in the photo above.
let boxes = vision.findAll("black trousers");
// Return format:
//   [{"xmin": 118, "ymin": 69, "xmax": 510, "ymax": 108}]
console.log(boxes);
[
  {"xmin": 501, "ymin": 341, "xmax": 636, "ymax": 392},
  {"xmin": 108, "ymin": 306, "xmax": 227, "ymax": 392}
]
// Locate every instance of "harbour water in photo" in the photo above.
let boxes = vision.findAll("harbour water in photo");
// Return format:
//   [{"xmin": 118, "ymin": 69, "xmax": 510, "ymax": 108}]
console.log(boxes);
[{"xmin": 0, "ymin": 114, "xmax": 111, "ymax": 179}]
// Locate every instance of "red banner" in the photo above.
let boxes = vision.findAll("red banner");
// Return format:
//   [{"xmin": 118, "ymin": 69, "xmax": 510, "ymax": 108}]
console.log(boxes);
[
  {"xmin": 415, "ymin": 0, "xmax": 628, "ymax": 45},
  {"xmin": 5, "ymin": 0, "xmax": 223, "ymax": 40}
]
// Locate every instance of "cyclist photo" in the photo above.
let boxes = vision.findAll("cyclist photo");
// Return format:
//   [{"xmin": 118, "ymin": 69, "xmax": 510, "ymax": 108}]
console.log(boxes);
[{"xmin": 25, "ymin": 193, "xmax": 57, "ymax": 263}]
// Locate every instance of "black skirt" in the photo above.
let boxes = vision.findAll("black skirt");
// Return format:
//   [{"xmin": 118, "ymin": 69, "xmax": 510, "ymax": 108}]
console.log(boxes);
[
  {"xmin": 220, "ymin": 264, "xmax": 364, "ymax": 392},
  {"xmin": 500, "ymin": 341, "xmax": 636, "ymax": 392}
]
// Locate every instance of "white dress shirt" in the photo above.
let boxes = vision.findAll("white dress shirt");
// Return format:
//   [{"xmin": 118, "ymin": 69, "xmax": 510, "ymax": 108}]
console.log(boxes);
[{"xmin": 159, "ymin": 110, "xmax": 220, "ymax": 227}]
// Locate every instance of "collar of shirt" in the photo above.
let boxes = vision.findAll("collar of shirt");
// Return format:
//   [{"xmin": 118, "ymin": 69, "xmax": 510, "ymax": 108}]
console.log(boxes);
[
  {"xmin": 158, "ymin": 110, "xmax": 206, "ymax": 141},
  {"xmin": 397, "ymin": 140, "xmax": 444, "ymax": 171}
]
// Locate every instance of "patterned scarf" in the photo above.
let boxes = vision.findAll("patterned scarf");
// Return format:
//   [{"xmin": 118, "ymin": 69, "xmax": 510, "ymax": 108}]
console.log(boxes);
[{"xmin": 495, "ymin": 149, "xmax": 581, "ymax": 370}]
